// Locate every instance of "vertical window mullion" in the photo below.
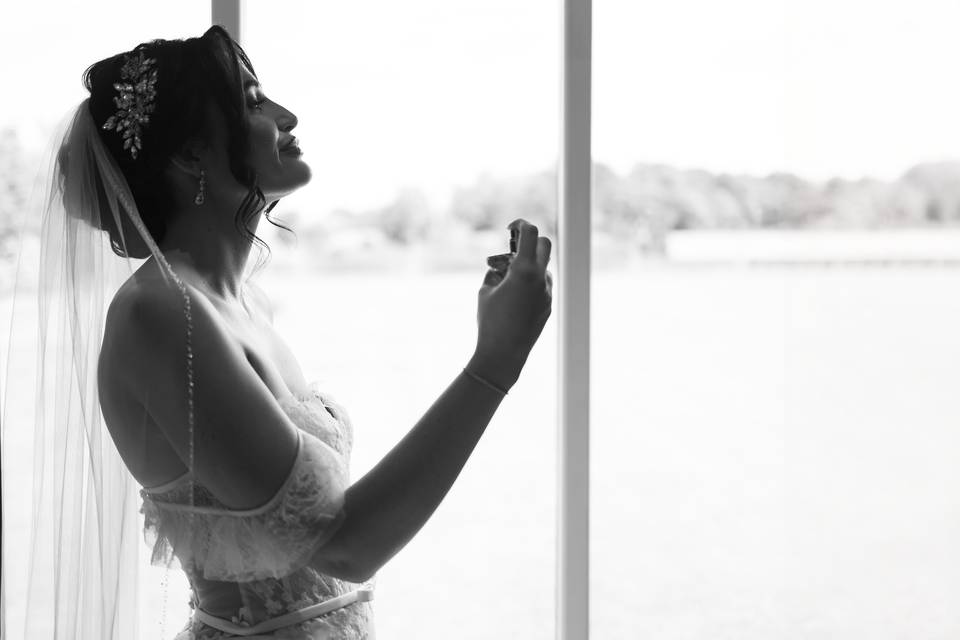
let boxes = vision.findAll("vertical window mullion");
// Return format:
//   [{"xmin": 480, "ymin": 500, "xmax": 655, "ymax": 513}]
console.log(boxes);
[
  {"xmin": 558, "ymin": 0, "xmax": 592, "ymax": 639},
  {"xmin": 212, "ymin": 0, "xmax": 243, "ymax": 43}
]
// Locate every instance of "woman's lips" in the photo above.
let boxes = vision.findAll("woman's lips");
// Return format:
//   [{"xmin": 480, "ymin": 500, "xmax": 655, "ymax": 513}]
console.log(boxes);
[{"xmin": 279, "ymin": 136, "xmax": 299, "ymax": 152}]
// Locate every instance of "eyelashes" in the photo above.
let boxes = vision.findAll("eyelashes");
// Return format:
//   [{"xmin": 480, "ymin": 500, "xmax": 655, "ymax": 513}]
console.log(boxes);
[{"xmin": 247, "ymin": 92, "xmax": 268, "ymax": 111}]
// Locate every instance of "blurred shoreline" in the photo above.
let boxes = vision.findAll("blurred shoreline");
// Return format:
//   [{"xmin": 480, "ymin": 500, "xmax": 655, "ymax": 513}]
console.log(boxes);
[{"xmin": 8, "ymin": 227, "xmax": 960, "ymax": 297}]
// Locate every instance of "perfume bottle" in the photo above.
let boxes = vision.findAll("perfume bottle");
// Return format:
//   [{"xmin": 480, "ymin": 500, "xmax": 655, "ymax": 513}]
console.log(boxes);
[{"xmin": 486, "ymin": 227, "xmax": 518, "ymax": 275}]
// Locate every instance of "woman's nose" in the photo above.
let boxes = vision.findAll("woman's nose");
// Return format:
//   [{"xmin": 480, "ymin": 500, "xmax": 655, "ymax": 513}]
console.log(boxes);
[{"xmin": 278, "ymin": 108, "xmax": 298, "ymax": 133}]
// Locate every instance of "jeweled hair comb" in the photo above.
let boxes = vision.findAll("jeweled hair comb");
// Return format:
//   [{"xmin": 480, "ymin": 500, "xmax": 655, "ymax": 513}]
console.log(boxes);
[{"xmin": 101, "ymin": 50, "xmax": 159, "ymax": 159}]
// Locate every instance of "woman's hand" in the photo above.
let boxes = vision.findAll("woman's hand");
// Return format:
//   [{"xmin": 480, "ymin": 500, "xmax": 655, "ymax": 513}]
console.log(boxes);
[{"xmin": 470, "ymin": 219, "xmax": 553, "ymax": 391}]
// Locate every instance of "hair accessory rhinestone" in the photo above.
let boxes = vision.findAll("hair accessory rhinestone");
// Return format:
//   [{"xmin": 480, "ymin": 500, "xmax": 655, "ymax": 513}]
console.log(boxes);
[{"xmin": 101, "ymin": 50, "xmax": 159, "ymax": 159}]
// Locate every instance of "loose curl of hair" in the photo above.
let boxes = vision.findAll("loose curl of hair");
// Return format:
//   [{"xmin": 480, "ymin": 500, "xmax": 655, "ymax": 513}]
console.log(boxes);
[{"xmin": 81, "ymin": 25, "xmax": 291, "ymax": 272}]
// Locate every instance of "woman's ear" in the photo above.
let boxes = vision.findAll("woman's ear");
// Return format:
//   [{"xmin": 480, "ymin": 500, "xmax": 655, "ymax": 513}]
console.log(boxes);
[
  {"xmin": 168, "ymin": 146, "xmax": 203, "ymax": 178},
  {"xmin": 168, "ymin": 155, "xmax": 197, "ymax": 178}
]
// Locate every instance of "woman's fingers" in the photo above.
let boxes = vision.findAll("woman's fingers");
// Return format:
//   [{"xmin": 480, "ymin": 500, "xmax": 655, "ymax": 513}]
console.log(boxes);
[
  {"xmin": 536, "ymin": 236, "xmax": 552, "ymax": 272},
  {"xmin": 507, "ymin": 219, "xmax": 539, "ymax": 267},
  {"xmin": 482, "ymin": 268, "xmax": 504, "ymax": 289},
  {"xmin": 507, "ymin": 219, "xmax": 553, "ymax": 281}
]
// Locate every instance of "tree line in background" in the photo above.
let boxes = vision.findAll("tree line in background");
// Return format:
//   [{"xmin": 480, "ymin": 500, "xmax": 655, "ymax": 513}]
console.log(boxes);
[
  {"xmin": 362, "ymin": 161, "xmax": 960, "ymax": 254},
  {"xmin": 299, "ymin": 157, "xmax": 960, "ymax": 258},
  {"xmin": 4, "ymin": 127, "xmax": 960, "ymax": 275}
]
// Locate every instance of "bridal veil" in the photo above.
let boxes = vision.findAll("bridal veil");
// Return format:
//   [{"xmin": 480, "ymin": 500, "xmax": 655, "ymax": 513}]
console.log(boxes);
[{"xmin": 1, "ymin": 95, "xmax": 197, "ymax": 639}]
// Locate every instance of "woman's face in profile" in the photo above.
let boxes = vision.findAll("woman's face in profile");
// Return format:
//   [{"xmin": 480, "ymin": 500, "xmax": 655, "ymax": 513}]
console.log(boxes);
[{"xmin": 238, "ymin": 64, "xmax": 311, "ymax": 200}]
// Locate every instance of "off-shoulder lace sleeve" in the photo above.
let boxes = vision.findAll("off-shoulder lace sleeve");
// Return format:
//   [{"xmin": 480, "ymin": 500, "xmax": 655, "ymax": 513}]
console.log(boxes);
[{"xmin": 140, "ymin": 429, "xmax": 349, "ymax": 582}]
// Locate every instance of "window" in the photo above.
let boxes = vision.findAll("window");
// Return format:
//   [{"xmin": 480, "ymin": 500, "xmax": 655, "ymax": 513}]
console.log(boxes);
[
  {"xmin": 244, "ymin": 2, "xmax": 559, "ymax": 637},
  {"xmin": 593, "ymin": 1, "xmax": 960, "ymax": 637}
]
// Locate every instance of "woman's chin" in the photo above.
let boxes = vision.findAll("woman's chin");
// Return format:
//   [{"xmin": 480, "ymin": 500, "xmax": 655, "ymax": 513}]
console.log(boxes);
[{"xmin": 264, "ymin": 167, "xmax": 312, "ymax": 199}]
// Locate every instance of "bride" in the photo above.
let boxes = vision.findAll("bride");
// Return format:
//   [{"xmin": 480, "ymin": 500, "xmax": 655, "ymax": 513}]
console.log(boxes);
[{"xmin": 2, "ymin": 25, "xmax": 552, "ymax": 640}]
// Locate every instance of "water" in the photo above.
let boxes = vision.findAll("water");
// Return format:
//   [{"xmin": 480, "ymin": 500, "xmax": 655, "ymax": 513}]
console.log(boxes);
[{"xmin": 3, "ymin": 264, "xmax": 960, "ymax": 638}]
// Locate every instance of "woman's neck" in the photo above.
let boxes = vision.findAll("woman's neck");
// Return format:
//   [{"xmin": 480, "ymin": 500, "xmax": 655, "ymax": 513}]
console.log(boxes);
[{"xmin": 156, "ymin": 202, "xmax": 263, "ymax": 303}]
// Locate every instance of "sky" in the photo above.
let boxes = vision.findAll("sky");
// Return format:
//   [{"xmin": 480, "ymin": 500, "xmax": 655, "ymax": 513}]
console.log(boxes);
[{"xmin": 3, "ymin": 0, "xmax": 960, "ymax": 214}]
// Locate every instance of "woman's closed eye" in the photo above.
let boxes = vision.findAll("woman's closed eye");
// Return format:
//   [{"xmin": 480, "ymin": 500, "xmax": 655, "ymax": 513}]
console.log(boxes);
[{"xmin": 247, "ymin": 86, "xmax": 268, "ymax": 111}]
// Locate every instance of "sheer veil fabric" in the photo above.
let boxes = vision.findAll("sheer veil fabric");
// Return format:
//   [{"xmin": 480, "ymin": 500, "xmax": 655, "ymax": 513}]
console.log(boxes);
[{"xmin": 1, "ymin": 98, "xmax": 199, "ymax": 639}]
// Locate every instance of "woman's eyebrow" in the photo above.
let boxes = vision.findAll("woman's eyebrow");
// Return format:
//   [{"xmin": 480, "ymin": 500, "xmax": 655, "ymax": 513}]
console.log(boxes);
[{"xmin": 243, "ymin": 79, "xmax": 262, "ymax": 91}]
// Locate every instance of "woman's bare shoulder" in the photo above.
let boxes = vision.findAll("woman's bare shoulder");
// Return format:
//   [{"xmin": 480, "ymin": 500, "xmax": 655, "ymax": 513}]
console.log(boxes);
[
  {"xmin": 102, "ymin": 265, "xmax": 304, "ymax": 503},
  {"xmin": 100, "ymin": 266, "xmax": 208, "ymax": 394},
  {"xmin": 106, "ymin": 267, "xmax": 189, "ymax": 339}
]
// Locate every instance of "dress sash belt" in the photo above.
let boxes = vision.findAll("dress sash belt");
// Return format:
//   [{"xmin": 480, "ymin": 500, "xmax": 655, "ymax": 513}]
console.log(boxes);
[{"xmin": 193, "ymin": 581, "xmax": 375, "ymax": 636}]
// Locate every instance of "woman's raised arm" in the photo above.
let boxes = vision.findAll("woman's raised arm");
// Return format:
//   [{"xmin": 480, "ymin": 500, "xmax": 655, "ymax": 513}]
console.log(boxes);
[
  {"xmin": 316, "ymin": 220, "xmax": 553, "ymax": 583},
  {"xmin": 315, "ymin": 355, "xmax": 512, "ymax": 583}
]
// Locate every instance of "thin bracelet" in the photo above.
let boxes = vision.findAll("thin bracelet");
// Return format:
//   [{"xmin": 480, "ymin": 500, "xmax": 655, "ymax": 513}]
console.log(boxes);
[{"xmin": 462, "ymin": 367, "xmax": 509, "ymax": 395}]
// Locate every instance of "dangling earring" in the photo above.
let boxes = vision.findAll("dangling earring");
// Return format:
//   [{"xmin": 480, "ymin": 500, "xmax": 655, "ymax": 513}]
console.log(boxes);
[{"xmin": 194, "ymin": 169, "xmax": 206, "ymax": 206}]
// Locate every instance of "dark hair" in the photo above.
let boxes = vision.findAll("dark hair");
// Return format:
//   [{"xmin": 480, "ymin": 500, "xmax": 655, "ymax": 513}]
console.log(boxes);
[{"xmin": 82, "ymin": 25, "xmax": 291, "ymax": 271}]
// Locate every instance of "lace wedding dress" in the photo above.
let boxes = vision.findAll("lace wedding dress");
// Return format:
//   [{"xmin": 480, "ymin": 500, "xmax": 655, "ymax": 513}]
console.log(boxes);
[{"xmin": 140, "ymin": 381, "xmax": 376, "ymax": 639}]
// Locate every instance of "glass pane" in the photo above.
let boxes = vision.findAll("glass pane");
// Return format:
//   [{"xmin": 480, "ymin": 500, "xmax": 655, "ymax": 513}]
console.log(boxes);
[
  {"xmin": 593, "ymin": 1, "xmax": 960, "ymax": 637},
  {"xmin": 244, "ymin": 2, "xmax": 559, "ymax": 638},
  {"xmin": 0, "ymin": 6, "xmax": 211, "ymax": 639}
]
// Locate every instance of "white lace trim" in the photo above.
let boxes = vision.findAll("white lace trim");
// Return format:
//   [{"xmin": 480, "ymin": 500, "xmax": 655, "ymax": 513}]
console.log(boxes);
[{"xmin": 140, "ymin": 429, "xmax": 349, "ymax": 581}]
